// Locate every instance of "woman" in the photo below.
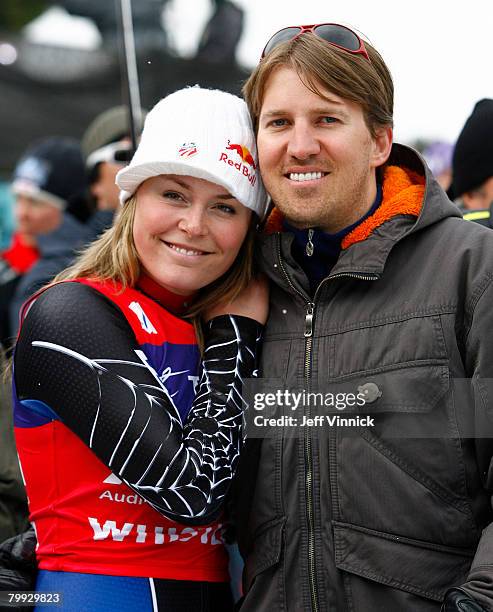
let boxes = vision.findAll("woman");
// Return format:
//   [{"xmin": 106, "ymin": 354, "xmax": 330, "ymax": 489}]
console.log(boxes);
[{"xmin": 12, "ymin": 87, "xmax": 269, "ymax": 611}]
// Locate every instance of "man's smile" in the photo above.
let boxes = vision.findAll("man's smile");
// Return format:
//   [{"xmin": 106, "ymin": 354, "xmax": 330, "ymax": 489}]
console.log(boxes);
[{"xmin": 287, "ymin": 171, "xmax": 328, "ymax": 182}]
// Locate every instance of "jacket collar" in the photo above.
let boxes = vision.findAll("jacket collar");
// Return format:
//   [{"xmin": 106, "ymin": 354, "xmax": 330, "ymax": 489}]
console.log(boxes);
[{"xmin": 259, "ymin": 143, "xmax": 461, "ymax": 280}]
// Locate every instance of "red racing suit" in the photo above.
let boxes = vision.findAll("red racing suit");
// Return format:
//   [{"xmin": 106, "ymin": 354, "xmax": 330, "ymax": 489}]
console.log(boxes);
[{"xmin": 13, "ymin": 277, "xmax": 261, "ymax": 581}]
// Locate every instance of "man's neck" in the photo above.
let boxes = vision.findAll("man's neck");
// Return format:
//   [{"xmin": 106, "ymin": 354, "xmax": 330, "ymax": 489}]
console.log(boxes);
[{"xmin": 283, "ymin": 184, "xmax": 383, "ymax": 294}]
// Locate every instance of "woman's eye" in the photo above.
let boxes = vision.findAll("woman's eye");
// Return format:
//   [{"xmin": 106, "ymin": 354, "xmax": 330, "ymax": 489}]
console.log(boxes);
[
  {"xmin": 215, "ymin": 203, "xmax": 236, "ymax": 215},
  {"xmin": 163, "ymin": 191, "xmax": 183, "ymax": 201}
]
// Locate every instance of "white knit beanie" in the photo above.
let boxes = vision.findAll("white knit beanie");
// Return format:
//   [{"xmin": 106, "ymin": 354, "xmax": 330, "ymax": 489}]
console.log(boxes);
[{"xmin": 116, "ymin": 87, "xmax": 268, "ymax": 218}]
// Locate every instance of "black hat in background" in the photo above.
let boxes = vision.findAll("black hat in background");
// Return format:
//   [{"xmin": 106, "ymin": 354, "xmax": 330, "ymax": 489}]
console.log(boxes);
[
  {"xmin": 12, "ymin": 137, "xmax": 87, "ymax": 209},
  {"xmin": 450, "ymin": 99, "xmax": 493, "ymax": 199}
]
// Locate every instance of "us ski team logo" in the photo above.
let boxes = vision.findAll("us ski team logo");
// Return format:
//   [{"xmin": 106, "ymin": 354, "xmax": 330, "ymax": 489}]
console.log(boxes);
[{"xmin": 178, "ymin": 142, "xmax": 198, "ymax": 157}]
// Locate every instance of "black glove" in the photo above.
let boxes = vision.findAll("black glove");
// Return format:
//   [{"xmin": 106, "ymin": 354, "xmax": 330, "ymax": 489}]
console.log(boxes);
[
  {"xmin": 441, "ymin": 588, "xmax": 487, "ymax": 612},
  {"xmin": 0, "ymin": 526, "xmax": 38, "ymax": 592}
]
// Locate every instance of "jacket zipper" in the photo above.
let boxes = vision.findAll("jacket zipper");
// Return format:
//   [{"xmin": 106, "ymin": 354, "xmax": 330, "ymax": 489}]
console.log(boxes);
[
  {"xmin": 275, "ymin": 234, "xmax": 378, "ymax": 612},
  {"xmin": 306, "ymin": 228, "xmax": 315, "ymax": 257},
  {"xmin": 276, "ymin": 236, "xmax": 318, "ymax": 612}
]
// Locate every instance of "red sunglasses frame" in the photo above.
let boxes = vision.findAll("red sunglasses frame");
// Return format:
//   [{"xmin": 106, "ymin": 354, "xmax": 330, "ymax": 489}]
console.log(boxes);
[{"xmin": 261, "ymin": 23, "xmax": 370, "ymax": 62}]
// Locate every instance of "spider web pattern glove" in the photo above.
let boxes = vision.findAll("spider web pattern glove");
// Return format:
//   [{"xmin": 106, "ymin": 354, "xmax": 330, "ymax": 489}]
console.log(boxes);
[
  {"xmin": 441, "ymin": 588, "xmax": 488, "ymax": 612},
  {"xmin": 182, "ymin": 314, "xmax": 263, "ymax": 522}
]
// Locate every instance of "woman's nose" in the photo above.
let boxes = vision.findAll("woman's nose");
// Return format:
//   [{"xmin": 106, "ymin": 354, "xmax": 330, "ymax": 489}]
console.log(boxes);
[{"xmin": 178, "ymin": 207, "xmax": 208, "ymax": 237}]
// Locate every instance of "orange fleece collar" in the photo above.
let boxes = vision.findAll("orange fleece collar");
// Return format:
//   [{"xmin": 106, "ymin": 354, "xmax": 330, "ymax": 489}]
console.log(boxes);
[{"xmin": 264, "ymin": 166, "xmax": 425, "ymax": 250}]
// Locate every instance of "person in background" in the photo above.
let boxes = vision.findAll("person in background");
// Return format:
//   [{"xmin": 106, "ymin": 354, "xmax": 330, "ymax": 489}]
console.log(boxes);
[
  {"xmin": 12, "ymin": 87, "xmax": 268, "ymax": 611},
  {"xmin": 7, "ymin": 137, "xmax": 116, "ymax": 340},
  {"xmin": 422, "ymin": 140, "xmax": 453, "ymax": 192},
  {"xmin": 0, "ymin": 183, "xmax": 15, "ymax": 251},
  {"xmin": 232, "ymin": 22, "xmax": 493, "ymax": 612},
  {"xmin": 0, "ymin": 348, "xmax": 29, "ymax": 545},
  {"xmin": 81, "ymin": 105, "xmax": 146, "ymax": 217},
  {"xmin": 85, "ymin": 140, "xmax": 133, "ymax": 213},
  {"xmin": 449, "ymin": 99, "xmax": 493, "ymax": 225},
  {"xmin": 0, "ymin": 138, "xmax": 88, "ymax": 352}
]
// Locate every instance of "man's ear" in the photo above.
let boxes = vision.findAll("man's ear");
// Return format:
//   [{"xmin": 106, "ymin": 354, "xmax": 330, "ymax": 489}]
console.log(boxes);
[{"xmin": 371, "ymin": 126, "xmax": 393, "ymax": 169}]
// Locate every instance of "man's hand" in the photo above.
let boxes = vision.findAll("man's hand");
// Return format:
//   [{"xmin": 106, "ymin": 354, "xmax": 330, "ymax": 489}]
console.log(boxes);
[
  {"xmin": 441, "ymin": 588, "xmax": 487, "ymax": 611},
  {"xmin": 204, "ymin": 275, "xmax": 269, "ymax": 324}
]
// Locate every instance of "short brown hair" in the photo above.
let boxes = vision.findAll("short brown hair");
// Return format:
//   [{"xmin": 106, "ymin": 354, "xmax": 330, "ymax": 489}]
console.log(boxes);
[{"xmin": 243, "ymin": 32, "xmax": 393, "ymax": 138}]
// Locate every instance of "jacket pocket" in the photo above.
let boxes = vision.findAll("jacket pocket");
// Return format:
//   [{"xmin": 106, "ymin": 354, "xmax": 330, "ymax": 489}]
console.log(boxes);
[
  {"xmin": 330, "ymin": 314, "xmax": 447, "ymax": 378},
  {"xmin": 333, "ymin": 363, "xmax": 479, "ymax": 546},
  {"xmin": 331, "ymin": 361, "xmax": 450, "ymax": 415},
  {"xmin": 243, "ymin": 516, "xmax": 286, "ymax": 593},
  {"xmin": 333, "ymin": 521, "xmax": 475, "ymax": 602}
]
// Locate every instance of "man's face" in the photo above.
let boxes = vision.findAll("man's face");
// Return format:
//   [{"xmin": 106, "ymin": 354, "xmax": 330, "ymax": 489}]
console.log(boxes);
[
  {"xmin": 90, "ymin": 161, "xmax": 124, "ymax": 211},
  {"xmin": 462, "ymin": 176, "xmax": 493, "ymax": 211},
  {"xmin": 257, "ymin": 67, "xmax": 392, "ymax": 232},
  {"xmin": 15, "ymin": 194, "xmax": 62, "ymax": 238}
]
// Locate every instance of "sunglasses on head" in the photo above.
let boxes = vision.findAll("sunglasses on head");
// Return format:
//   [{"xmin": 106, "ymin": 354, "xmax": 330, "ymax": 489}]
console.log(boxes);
[{"xmin": 261, "ymin": 23, "xmax": 370, "ymax": 62}]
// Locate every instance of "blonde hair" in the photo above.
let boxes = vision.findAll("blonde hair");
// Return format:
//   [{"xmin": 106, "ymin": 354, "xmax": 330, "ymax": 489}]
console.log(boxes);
[
  {"xmin": 55, "ymin": 195, "xmax": 257, "ymax": 347},
  {"xmin": 244, "ymin": 33, "xmax": 394, "ymax": 138}
]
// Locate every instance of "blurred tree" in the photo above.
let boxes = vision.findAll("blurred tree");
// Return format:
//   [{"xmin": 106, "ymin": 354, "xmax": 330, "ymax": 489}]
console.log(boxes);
[
  {"xmin": 0, "ymin": 0, "xmax": 48, "ymax": 31},
  {"xmin": 60, "ymin": 0, "xmax": 169, "ymax": 53},
  {"xmin": 196, "ymin": 0, "xmax": 244, "ymax": 65}
]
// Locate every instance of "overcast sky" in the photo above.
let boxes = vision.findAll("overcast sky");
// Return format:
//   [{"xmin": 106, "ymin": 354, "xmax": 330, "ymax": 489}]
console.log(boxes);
[
  {"xmin": 165, "ymin": 0, "xmax": 493, "ymax": 145},
  {"xmin": 25, "ymin": 0, "xmax": 493, "ymax": 146}
]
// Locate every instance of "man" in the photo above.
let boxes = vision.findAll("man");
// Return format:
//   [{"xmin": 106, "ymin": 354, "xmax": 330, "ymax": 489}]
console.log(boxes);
[
  {"xmin": 81, "ymin": 105, "xmax": 141, "ymax": 214},
  {"xmin": 449, "ymin": 99, "xmax": 493, "ymax": 227},
  {"xmin": 234, "ymin": 24, "xmax": 493, "ymax": 612},
  {"xmin": 0, "ymin": 137, "xmax": 89, "ymax": 350},
  {"xmin": 8, "ymin": 137, "xmax": 114, "ymax": 338},
  {"xmin": 86, "ymin": 140, "xmax": 132, "ymax": 212}
]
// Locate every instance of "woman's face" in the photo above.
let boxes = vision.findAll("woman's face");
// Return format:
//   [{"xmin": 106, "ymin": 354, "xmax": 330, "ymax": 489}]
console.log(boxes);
[{"xmin": 133, "ymin": 174, "xmax": 252, "ymax": 295}]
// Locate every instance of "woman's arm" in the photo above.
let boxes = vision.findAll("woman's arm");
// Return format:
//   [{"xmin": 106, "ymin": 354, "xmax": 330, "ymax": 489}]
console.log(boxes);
[{"xmin": 14, "ymin": 282, "xmax": 263, "ymax": 525}]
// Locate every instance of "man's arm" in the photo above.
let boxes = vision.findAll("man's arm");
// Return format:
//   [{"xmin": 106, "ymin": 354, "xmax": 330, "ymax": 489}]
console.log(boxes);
[{"xmin": 456, "ymin": 275, "xmax": 493, "ymax": 611}]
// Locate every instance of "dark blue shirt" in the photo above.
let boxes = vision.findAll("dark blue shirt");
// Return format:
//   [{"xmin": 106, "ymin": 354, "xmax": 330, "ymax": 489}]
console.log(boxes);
[{"xmin": 284, "ymin": 184, "xmax": 382, "ymax": 295}]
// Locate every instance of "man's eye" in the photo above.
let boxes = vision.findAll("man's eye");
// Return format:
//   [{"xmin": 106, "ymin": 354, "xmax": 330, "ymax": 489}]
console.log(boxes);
[{"xmin": 321, "ymin": 116, "xmax": 337, "ymax": 124}]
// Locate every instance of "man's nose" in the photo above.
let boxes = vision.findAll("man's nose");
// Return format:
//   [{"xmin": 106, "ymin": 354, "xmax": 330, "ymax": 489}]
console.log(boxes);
[
  {"xmin": 178, "ymin": 207, "xmax": 209, "ymax": 237},
  {"xmin": 287, "ymin": 124, "xmax": 321, "ymax": 160}
]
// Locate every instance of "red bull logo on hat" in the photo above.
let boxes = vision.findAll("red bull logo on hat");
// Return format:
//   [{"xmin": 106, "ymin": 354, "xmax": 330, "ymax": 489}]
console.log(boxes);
[
  {"xmin": 219, "ymin": 140, "xmax": 257, "ymax": 186},
  {"xmin": 225, "ymin": 141, "xmax": 257, "ymax": 169}
]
